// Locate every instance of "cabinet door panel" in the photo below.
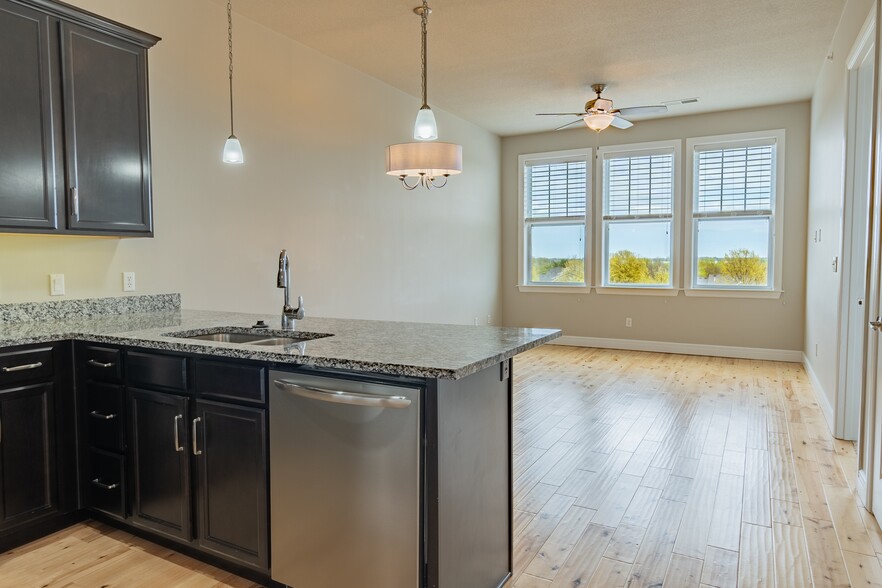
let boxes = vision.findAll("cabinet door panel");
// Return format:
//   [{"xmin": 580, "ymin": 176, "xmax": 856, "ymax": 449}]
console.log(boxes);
[
  {"xmin": 0, "ymin": 383, "xmax": 55, "ymax": 528},
  {"xmin": 129, "ymin": 388, "xmax": 190, "ymax": 541},
  {"xmin": 0, "ymin": 1, "xmax": 62, "ymax": 230},
  {"xmin": 61, "ymin": 23, "xmax": 152, "ymax": 234},
  {"xmin": 195, "ymin": 400, "xmax": 267, "ymax": 570}
]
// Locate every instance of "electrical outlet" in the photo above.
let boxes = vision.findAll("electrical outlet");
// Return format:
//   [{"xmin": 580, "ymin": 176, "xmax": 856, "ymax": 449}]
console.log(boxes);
[
  {"xmin": 625, "ymin": 317, "xmax": 633, "ymax": 328},
  {"xmin": 473, "ymin": 317, "xmax": 478, "ymax": 326},
  {"xmin": 50, "ymin": 274, "xmax": 65, "ymax": 296},
  {"xmin": 486, "ymin": 314, "xmax": 492, "ymax": 325},
  {"xmin": 123, "ymin": 272, "xmax": 136, "ymax": 292}
]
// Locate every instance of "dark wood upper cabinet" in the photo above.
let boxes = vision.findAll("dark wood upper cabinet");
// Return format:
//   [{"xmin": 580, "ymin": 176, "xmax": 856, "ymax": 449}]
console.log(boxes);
[
  {"xmin": 0, "ymin": 0, "xmax": 158, "ymax": 237},
  {"xmin": 0, "ymin": 1, "xmax": 63, "ymax": 231},
  {"xmin": 61, "ymin": 23, "xmax": 152, "ymax": 234}
]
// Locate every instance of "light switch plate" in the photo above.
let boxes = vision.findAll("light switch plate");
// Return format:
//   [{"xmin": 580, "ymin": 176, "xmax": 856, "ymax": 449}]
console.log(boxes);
[{"xmin": 50, "ymin": 274, "xmax": 65, "ymax": 296}]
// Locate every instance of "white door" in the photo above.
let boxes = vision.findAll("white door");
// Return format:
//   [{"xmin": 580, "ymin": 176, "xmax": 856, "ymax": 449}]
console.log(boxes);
[{"xmin": 839, "ymin": 32, "xmax": 876, "ymax": 441}]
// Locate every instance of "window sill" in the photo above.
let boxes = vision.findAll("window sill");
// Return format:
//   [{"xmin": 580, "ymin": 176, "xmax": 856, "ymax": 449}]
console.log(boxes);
[
  {"xmin": 595, "ymin": 286, "xmax": 679, "ymax": 297},
  {"xmin": 516, "ymin": 284, "xmax": 590, "ymax": 294},
  {"xmin": 684, "ymin": 288, "xmax": 782, "ymax": 299}
]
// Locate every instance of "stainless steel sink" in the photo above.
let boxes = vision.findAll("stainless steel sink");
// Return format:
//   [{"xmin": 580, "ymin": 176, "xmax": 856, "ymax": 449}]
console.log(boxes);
[
  {"xmin": 165, "ymin": 328, "xmax": 329, "ymax": 347},
  {"xmin": 186, "ymin": 332, "xmax": 276, "ymax": 343},
  {"xmin": 250, "ymin": 337, "xmax": 309, "ymax": 346}
]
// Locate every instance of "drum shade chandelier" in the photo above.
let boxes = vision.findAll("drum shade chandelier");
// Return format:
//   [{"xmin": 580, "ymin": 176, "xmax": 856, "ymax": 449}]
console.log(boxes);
[{"xmin": 385, "ymin": 0, "xmax": 462, "ymax": 190}]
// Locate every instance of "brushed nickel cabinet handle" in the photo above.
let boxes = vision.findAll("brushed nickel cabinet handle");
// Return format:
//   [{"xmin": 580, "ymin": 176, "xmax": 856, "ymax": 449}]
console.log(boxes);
[
  {"xmin": 87, "ymin": 359, "xmax": 114, "ymax": 368},
  {"xmin": 173, "ymin": 414, "xmax": 184, "ymax": 452},
  {"xmin": 91, "ymin": 478, "xmax": 118, "ymax": 490},
  {"xmin": 89, "ymin": 411, "xmax": 117, "ymax": 420},
  {"xmin": 192, "ymin": 417, "xmax": 202, "ymax": 456},
  {"xmin": 2, "ymin": 362, "xmax": 43, "ymax": 373},
  {"xmin": 72, "ymin": 187, "xmax": 80, "ymax": 219}
]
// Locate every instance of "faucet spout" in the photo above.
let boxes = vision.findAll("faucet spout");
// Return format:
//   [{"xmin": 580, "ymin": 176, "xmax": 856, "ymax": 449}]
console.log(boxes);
[{"xmin": 277, "ymin": 249, "xmax": 304, "ymax": 329}]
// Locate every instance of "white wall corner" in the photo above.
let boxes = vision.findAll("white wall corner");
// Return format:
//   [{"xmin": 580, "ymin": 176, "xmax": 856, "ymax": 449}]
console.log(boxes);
[
  {"xmin": 550, "ymin": 335, "xmax": 802, "ymax": 362},
  {"xmin": 802, "ymin": 352, "xmax": 836, "ymax": 433}
]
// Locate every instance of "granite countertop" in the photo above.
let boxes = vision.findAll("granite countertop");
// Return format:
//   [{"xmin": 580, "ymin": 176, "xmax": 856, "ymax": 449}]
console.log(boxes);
[{"xmin": 0, "ymin": 308, "xmax": 560, "ymax": 380}]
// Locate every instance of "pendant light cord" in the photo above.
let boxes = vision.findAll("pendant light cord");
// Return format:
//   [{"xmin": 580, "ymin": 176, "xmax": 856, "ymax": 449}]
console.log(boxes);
[
  {"xmin": 420, "ymin": 0, "xmax": 429, "ymax": 109},
  {"xmin": 227, "ymin": 0, "xmax": 235, "ymax": 136}
]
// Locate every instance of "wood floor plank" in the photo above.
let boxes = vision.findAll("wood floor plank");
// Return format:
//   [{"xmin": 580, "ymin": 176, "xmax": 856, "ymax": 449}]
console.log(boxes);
[
  {"xmin": 700, "ymin": 546, "xmax": 739, "ymax": 588},
  {"xmin": 843, "ymin": 550, "xmax": 882, "ymax": 587},
  {"xmin": 625, "ymin": 498, "xmax": 685, "ymax": 588},
  {"xmin": 602, "ymin": 523, "xmax": 645, "ymax": 564},
  {"xmin": 707, "ymin": 473, "xmax": 745, "ymax": 552},
  {"xmin": 514, "ymin": 494, "xmax": 578, "ymax": 578},
  {"xmin": 674, "ymin": 454, "xmax": 723, "ymax": 558},
  {"xmin": 773, "ymin": 522, "xmax": 811, "ymax": 588},
  {"xmin": 743, "ymin": 448, "xmax": 772, "ymax": 527},
  {"xmin": 524, "ymin": 505, "xmax": 595, "ymax": 581},
  {"xmin": 803, "ymin": 516, "xmax": 851, "ymax": 588},
  {"xmin": 738, "ymin": 522, "xmax": 774, "ymax": 587},
  {"xmin": 549, "ymin": 524, "xmax": 615, "ymax": 588},
  {"xmin": 585, "ymin": 557, "xmax": 630, "ymax": 588},
  {"xmin": 663, "ymin": 553, "xmax": 704, "ymax": 588},
  {"xmin": 824, "ymin": 484, "xmax": 876, "ymax": 556}
]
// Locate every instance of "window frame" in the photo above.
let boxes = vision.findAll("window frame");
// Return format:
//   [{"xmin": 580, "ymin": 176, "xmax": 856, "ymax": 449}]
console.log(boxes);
[
  {"xmin": 594, "ymin": 140, "xmax": 682, "ymax": 296},
  {"xmin": 517, "ymin": 148, "xmax": 592, "ymax": 292},
  {"xmin": 684, "ymin": 129, "xmax": 785, "ymax": 299}
]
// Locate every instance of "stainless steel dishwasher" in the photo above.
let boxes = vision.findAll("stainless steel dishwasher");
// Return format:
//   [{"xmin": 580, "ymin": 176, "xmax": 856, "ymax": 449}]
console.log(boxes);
[{"xmin": 269, "ymin": 370, "xmax": 421, "ymax": 588}]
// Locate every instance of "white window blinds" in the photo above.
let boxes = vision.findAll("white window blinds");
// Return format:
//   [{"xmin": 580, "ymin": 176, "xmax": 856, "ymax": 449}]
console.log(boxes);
[
  {"xmin": 696, "ymin": 143, "xmax": 775, "ymax": 213},
  {"xmin": 525, "ymin": 161, "xmax": 587, "ymax": 219},
  {"xmin": 603, "ymin": 152, "xmax": 674, "ymax": 217}
]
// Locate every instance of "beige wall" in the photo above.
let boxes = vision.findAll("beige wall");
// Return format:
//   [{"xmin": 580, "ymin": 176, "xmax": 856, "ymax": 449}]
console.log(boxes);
[
  {"xmin": 0, "ymin": 0, "xmax": 502, "ymax": 326},
  {"xmin": 501, "ymin": 102, "xmax": 810, "ymax": 351},
  {"xmin": 804, "ymin": 0, "xmax": 875, "ymax": 420}
]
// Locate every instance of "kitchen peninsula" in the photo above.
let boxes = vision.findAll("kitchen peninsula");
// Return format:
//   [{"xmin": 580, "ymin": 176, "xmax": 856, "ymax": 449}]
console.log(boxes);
[{"xmin": 0, "ymin": 294, "xmax": 560, "ymax": 588}]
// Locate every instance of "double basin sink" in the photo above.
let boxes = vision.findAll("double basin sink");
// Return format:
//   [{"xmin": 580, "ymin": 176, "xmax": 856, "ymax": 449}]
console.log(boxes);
[{"xmin": 164, "ymin": 328, "xmax": 332, "ymax": 348}]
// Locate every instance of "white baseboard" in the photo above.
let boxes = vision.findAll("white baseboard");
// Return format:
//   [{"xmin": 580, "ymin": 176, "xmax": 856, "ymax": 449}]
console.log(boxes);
[
  {"xmin": 549, "ymin": 335, "xmax": 803, "ymax": 363},
  {"xmin": 802, "ymin": 352, "xmax": 835, "ymax": 433}
]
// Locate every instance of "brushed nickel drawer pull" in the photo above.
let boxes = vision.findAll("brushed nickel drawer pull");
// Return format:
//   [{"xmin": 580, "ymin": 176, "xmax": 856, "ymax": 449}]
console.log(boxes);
[
  {"xmin": 91, "ymin": 478, "xmax": 118, "ymax": 490},
  {"xmin": 87, "ymin": 359, "xmax": 114, "ymax": 368},
  {"xmin": 2, "ymin": 362, "xmax": 43, "ymax": 373},
  {"xmin": 89, "ymin": 411, "xmax": 117, "ymax": 420},
  {"xmin": 192, "ymin": 417, "xmax": 202, "ymax": 456},
  {"xmin": 173, "ymin": 414, "xmax": 184, "ymax": 452}
]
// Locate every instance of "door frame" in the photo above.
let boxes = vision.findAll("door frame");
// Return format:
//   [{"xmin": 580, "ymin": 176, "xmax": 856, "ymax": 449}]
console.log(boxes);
[{"xmin": 837, "ymin": 9, "xmax": 877, "ymax": 442}]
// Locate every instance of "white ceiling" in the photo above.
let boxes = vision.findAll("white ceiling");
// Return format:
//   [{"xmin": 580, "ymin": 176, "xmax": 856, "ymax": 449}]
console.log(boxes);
[{"xmin": 215, "ymin": 0, "xmax": 847, "ymax": 136}]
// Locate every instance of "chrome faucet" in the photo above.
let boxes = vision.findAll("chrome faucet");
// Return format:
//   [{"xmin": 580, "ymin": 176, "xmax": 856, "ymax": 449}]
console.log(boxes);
[{"xmin": 277, "ymin": 249, "xmax": 304, "ymax": 329}]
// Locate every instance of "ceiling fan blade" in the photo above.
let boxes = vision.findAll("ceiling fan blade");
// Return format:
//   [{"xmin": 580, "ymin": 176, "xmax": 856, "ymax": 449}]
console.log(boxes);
[
  {"xmin": 609, "ymin": 116, "xmax": 634, "ymax": 129},
  {"xmin": 554, "ymin": 118, "xmax": 587, "ymax": 131},
  {"xmin": 536, "ymin": 112, "xmax": 587, "ymax": 116},
  {"xmin": 614, "ymin": 105, "xmax": 668, "ymax": 117}
]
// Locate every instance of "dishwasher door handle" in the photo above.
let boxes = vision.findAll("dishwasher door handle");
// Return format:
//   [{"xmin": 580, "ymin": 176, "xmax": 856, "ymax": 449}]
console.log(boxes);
[{"xmin": 273, "ymin": 380, "xmax": 412, "ymax": 409}]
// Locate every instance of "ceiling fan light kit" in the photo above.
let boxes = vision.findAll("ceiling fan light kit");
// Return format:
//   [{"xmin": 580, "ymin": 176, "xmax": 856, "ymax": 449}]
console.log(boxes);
[
  {"xmin": 536, "ymin": 83, "xmax": 669, "ymax": 133},
  {"xmin": 386, "ymin": 0, "xmax": 463, "ymax": 190}
]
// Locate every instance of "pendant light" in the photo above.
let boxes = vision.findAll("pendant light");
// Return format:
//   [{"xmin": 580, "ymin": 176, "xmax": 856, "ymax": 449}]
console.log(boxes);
[
  {"xmin": 385, "ymin": 0, "xmax": 462, "ymax": 190},
  {"xmin": 222, "ymin": 0, "xmax": 244, "ymax": 164}
]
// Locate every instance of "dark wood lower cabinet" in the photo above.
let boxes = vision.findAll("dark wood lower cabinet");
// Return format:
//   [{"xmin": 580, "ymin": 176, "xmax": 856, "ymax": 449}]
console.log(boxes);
[
  {"xmin": 128, "ymin": 388, "xmax": 191, "ymax": 542},
  {"xmin": 194, "ymin": 400, "xmax": 268, "ymax": 570},
  {"xmin": 0, "ymin": 382, "xmax": 55, "ymax": 529}
]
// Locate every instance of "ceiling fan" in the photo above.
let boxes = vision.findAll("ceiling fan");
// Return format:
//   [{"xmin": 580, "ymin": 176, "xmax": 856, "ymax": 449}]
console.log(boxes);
[{"xmin": 537, "ymin": 83, "xmax": 668, "ymax": 132}]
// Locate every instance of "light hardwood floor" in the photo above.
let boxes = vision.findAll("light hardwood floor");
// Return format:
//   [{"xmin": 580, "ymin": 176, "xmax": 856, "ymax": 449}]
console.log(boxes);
[
  {"xmin": 2, "ymin": 345, "xmax": 880, "ymax": 587},
  {"xmin": 508, "ymin": 346, "xmax": 881, "ymax": 588}
]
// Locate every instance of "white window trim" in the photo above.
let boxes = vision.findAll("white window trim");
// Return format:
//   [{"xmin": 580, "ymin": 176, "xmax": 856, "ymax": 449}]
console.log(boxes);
[
  {"xmin": 594, "ymin": 140, "xmax": 682, "ymax": 295},
  {"xmin": 517, "ymin": 148, "xmax": 592, "ymax": 292},
  {"xmin": 683, "ymin": 129, "xmax": 785, "ymax": 299}
]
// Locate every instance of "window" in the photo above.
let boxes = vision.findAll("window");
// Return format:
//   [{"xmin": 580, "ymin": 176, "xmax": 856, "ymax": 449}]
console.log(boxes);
[
  {"xmin": 685, "ymin": 130, "xmax": 784, "ymax": 295},
  {"xmin": 598, "ymin": 141, "xmax": 680, "ymax": 290},
  {"xmin": 518, "ymin": 149, "xmax": 591, "ymax": 289}
]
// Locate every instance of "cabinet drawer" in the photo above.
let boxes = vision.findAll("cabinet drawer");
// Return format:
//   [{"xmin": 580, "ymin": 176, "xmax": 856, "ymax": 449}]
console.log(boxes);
[
  {"xmin": 88, "ymin": 449, "xmax": 125, "ymax": 519},
  {"xmin": 80, "ymin": 346, "xmax": 122, "ymax": 383},
  {"xmin": 0, "ymin": 347, "xmax": 53, "ymax": 386},
  {"xmin": 86, "ymin": 382, "xmax": 124, "ymax": 451},
  {"xmin": 127, "ymin": 351, "xmax": 187, "ymax": 392},
  {"xmin": 194, "ymin": 359, "xmax": 266, "ymax": 405}
]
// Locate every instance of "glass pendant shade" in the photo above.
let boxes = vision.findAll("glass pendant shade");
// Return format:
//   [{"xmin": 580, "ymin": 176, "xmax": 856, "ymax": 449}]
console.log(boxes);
[
  {"xmin": 385, "ymin": 142, "xmax": 462, "ymax": 177},
  {"xmin": 223, "ymin": 135, "xmax": 244, "ymax": 164},
  {"xmin": 413, "ymin": 107, "xmax": 438, "ymax": 140},
  {"xmin": 584, "ymin": 113, "xmax": 615, "ymax": 132}
]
